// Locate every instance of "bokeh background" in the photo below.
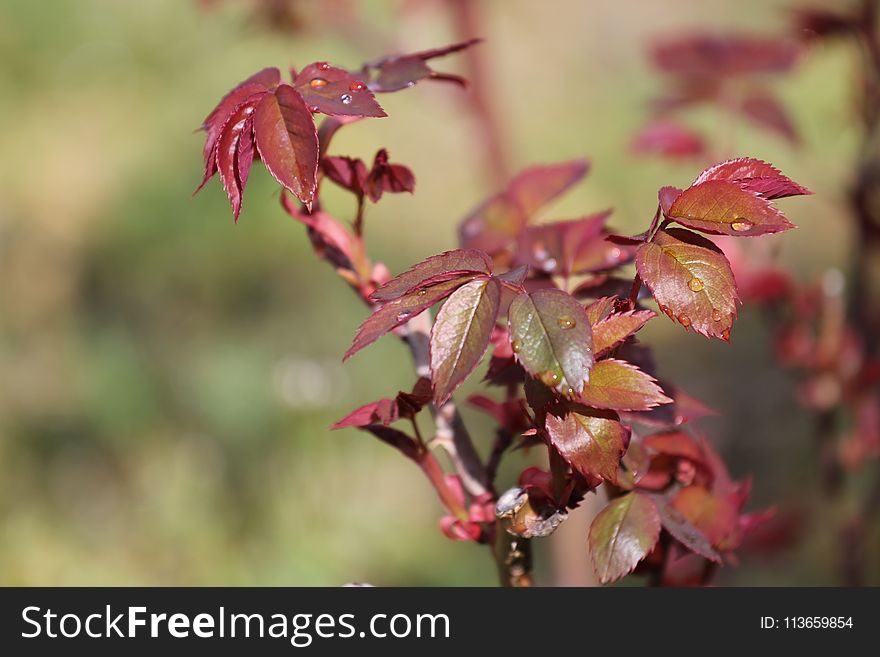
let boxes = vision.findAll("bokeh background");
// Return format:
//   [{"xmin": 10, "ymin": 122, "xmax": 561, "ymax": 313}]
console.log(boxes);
[{"xmin": 0, "ymin": 0, "xmax": 874, "ymax": 585}]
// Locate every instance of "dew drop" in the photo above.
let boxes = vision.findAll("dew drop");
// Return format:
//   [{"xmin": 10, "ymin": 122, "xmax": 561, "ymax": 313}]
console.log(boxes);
[
  {"xmin": 557, "ymin": 315, "xmax": 576, "ymax": 330},
  {"xmin": 566, "ymin": 387, "xmax": 575, "ymax": 396},
  {"xmin": 510, "ymin": 339, "xmax": 522, "ymax": 353},
  {"xmin": 349, "ymin": 80, "xmax": 367, "ymax": 92},
  {"xmin": 721, "ymin": 328, "xmax": 731, "ymax": 341},
  {"xmin": 417, "ymin": 289, "xmax": 428, "ymax": 296},
  {"xmin": 540, "ymin": 371, "xmax": 560, "ymax": 386},
  {"xmin": 659, "ymin": 304, "xmax": 674, "ymax": 319},
  {"xmin": 316, "ymin": 61, "xmax": 330, "ymax": 71},
  {"xmin": 711, "ymin": 309, "xmax": 723, "ymax": 322},
  {"xmin": 308, "ymin": 105, "xmax": 320, "ymax": 113},
  {"xmin": 396, "ymin": 311, "xmax": 412, "ymax": 322},
  {"xmin": 731, "ymin": 219, "xmax": 754, "ymax": 232},
  {"xmin": 678, "ymin": 313, "xmax": 691, "ymax": 327},
  {"xmin": 341, "ymin": 93, "xmax": 353, "ymax": 105},
  {"xmin": 309, "ymin": 77, "xmax": 328, "ymax": 88},
  {"xmin": 688, "ymin": 277, "xmax": 704, "ymax": 292}
]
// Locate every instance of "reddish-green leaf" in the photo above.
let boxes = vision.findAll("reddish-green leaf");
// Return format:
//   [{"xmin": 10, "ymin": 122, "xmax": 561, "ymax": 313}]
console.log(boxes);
[
  {"xmin": 635, "ymin": 227, "xmax": 738, "ymax": 340},
  {"xmin": 545, "ymin": 410, "xmax": 629, "ymax": 483},
  {"xmin": 578, "ymin": 359, "xmax": 671, "ymax": 411},
  {"xmin": 459, "ymin": 160, "xmax": 590, "ymax": 254},
  {"xmin": 591, "ymin": 309, "xmax": 656, "ymax": 356},
  {"xmin": 589, "ymin": 491, "xmax": 661, "ymax": 584},
  {"xmin": 430, "ymin": 278, "xmax": 502, "ymax": 405},
  {"xmin": 667, "ymin": 179, "xmax": 795, "ymax": 236},
  {"xmin": 652, "ymin": 494, "xmax": 722, "ymax": 562},
  {"xmin": 294, "ymin": 62, "xmax": 386, "ymax": 118},
  {"xmin": 508, "ymin": 289, "xmax": 594, "ymax": 394},
  {"xmin": 672, "ymin": 486, "xmax": 739, "ymax": 547},
  {"xmin": 253, "ymin": 85, "xmax": 319, "ymax": 206},
  {"xmin": 345, "ymin": 277, "xmax": 470, "ymax": 361},
  {"xmin": 371, "ymin": 249, "xmax": 492, "ymax": 302}
]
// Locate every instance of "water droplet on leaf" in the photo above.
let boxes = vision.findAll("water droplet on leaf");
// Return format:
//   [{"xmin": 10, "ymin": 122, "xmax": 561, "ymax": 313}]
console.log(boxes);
[
  {"xmin": 316, "ymin": 62, "xmax": 330, "ymax": 71},
  {"xmin": 688, "ymin": 277, "xmax": 704, "ymax": 292},
  {"xmin": 557, "ymin": 315, "xmax": 576, "ymax": 330},
  {"xmin": 540, "ymin": 371, "xmax": 560, "ymax": 386},
  {"xmin": 396, "ymin": 311, "xmax": 412, "ymax": 322},
  {"xmin": 659, "ymin": 304, "xmax": 674, "ymax": 319},
  {"xmin": 309, "ymin": 77, "xmax": 328, "ymax": 88},
  {"xmin": 510, "ymin": 339, "xmax": 522, "ymax": 353},
  {"xmin": 678, "ymin": 313, "xmax": 691, "ymax": 327},
  {"xmin": 341, "ymin": 93, "xmax": 353, "ymax": 105},
  {"xmin": 712, "ymin": 309, "xmax": 723, "ymax": 322},
  {"xmin": 308, "ymin": 105, "xmax": 319, "ymax": 113},
  {"xmin": 722, "ymin": 328, "xmax": 730, "ymax": 341},
  {"xmin": 417, "ymin": 289, "xmax": 428, "ymax": 296},
  {"xmin": 349, "ymin": 80, "xmax": 367, "ymax": 92},
  {"xmin": 731, "ymin": 219, "xmax": 754, "ymax": 232}
]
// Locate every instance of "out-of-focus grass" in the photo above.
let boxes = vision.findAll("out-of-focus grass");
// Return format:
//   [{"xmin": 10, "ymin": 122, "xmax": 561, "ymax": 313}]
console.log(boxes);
[{"xmin": 0, "ymin": 0, "xmax": 872, "ymax": 585}]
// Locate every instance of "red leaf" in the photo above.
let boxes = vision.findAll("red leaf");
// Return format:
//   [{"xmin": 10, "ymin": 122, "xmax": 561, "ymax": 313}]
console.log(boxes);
[
  {"xmin": 215, "ymin": 101, "xmax": 259, "ymax": 221},
  {"xmin": 365, "ymin": 149, "xmax": 415, "ymax": 202},
  {"xmin": 589, "ymin": 491, "xmax": 661, "ymax": 584},
  {"xmin": 672, "ymin": 485, "xmax": 739, "ymax": 547},
  {"xmin": 667, "ymin": 179, "xmax": 796, "ymax": 236},
  {"xmin": 659, "ymin": 186, "xmax": 682, "ymax": 215},
  {"xmin": 545, "ymin": 410, "xmax": 629, "ymax": 483},
  {"xmin": 739, "ymin": 90, "xmax": 799, "ymax": 143},
  {"xmin": 591, "ymin": 309, "xmax": 656, "ymax": 356},
  {"xmin": 322, "ymin": 156, "xmax": 368, "ymax": 196},
  {"xmin": 692, "ymin": 157, "xmax": 811, "ymax": 199},
  {"xmin": 631, "ymin": 119, "xmax": 706, "ymax": 158},
  {"xmin": 253, "ymin": 85, "xmax": 319, "ymax": 206},
  {"xmin": 578, "ymin": 359, "xmax": 672, "ymax": 412},
  {"xmin": 430, "ymin": 278, "xmax": 502, "ymax": 405},
  {"xmin": 332, "ymin": 398, "xmax": 398, "ymax": 429},
  {"xmin": 371, "ymin": 249, "xmax": 492, "ymax": 302},
  {"xmin": 294, "ymin": 62, "xmax": 386, "ymax": 118},
  {"xmin": 651, "ymin": 35, "xmax": 799, "ymax": 77},
  {"xmin": 459, "ymin": 160, "xmax": 590, "ymax": 254},
  {"xmin": 345, "ymin": 277, "xmax": 473, "ymax": 361},
  {"xmin": 643, "ymin": 430, "xmax": 705, "ymax": 464},
  {"xmin": 198, "ymin": 67, "xmax": 280, "ymax": 189},
  {"xmin": 652, "ymin": 495, "xmax": 722, "ymax": 562},
  {"xmin": 363, "ymin": 39, "xmax": 481, "ymax": 93},
  {"xmin": 635, "ymin": 227, "xmax": 739, "ymax": 340}
]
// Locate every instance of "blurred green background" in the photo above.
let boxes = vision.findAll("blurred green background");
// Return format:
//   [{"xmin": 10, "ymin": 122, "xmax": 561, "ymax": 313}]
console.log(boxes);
[{"xmin": 0, "ymin": 0, "xmax": 874, "ymax": 585}]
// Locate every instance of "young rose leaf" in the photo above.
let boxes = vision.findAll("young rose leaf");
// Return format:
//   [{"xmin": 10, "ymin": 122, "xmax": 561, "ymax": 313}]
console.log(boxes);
[
  {"xmin": 363, "ymin": 39, "xmax": 480, "ymax": 92},
  {"xmin": 253, "ymin": 85, "xmax": 319, "ymax": 206},
  {"xmin": 371, "ymin": 249, "xmax": 493, "ymax": 302},
  {"xmin": 635, "ymin": 227, "xmax": 738, "ymax": 340},
  {"xmin": 672, "ymin": 485, "xmax": 739, "ymax": 547},
  {"xmin": 666, "ymin": 180, "xmax": 795, "ymax": 236},
  {"xmin": 215, "ymin": 102, "xmax": 258, "ymax": 220},
  {"xmin": 739, "ymin": 91, "xmax": 799, "ymax": 144},
  {"xmin": 643, "ymin": 430, "xmax": 705, "ymax": 463},
  {"xmin": 322, "ymin": 156, "xmax": 368, "ymax": 196},
  {"xmin": 589, "ymin": 491, "xmax": 661, "ymax": 584},
  {"xmin": 515, "ymin": 211, "xmax": 630, "ymax": 276},
  {"xmin": 652, "ymin": 495, "xmax": 722, "ymax": 562},
  {"xmin": 545, "ymin": 410, "xmax": 629, "ymax": 483},
  {"xmin": 508, "ymin": 289, "xmax": 594, "ymax": 394},
  {"xmin": 345, "ymin": 277, "xmax": 471, "ymax": 361},
  {"xmin": 578, "ymin": 359, "xmax": 672, "ymax": 411},
  {"xmin": 430, "ymin": 278, "xmax": 502, "ymax": 405},
  {"xmin": 631, "ymin": 119, "xmax": 706, "ymax": 158},
  {"xmin": 365, "ymin": 149, "xmax": 415, "ymax": 202},
  {"xmin": 591, "ymin": 309, "xmax": 656, "ymax": 356},
  {"xmin": 332, "ymin": 398, "xmax": 399, "ymax": 429},
  {"xmin": 459, "ymin": 160, "xmax": 590, "ymax": 254},
  {"xmin": 659, "ymin": 186, "xmax": 682, "ymax": 215},
  {"xmin": 198, "ymin": 67, "xmax": 280, "ymax": 188},
  {"xmin": 692, "ymin": 157, "xmax": 811, "ymax": 199},
  {"xmin": 294, "ymin": 63, "xmax": 385, "ymax": 118},
  {"xmin": 497, "ymin": 265, "xmax": 529, "ymax": 289}
]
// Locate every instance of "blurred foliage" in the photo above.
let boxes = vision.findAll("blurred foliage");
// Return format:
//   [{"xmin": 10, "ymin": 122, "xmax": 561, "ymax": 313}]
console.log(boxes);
[{"xmin": 0, "ymin": 0, "xmax": 874, "ymax": 585}]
